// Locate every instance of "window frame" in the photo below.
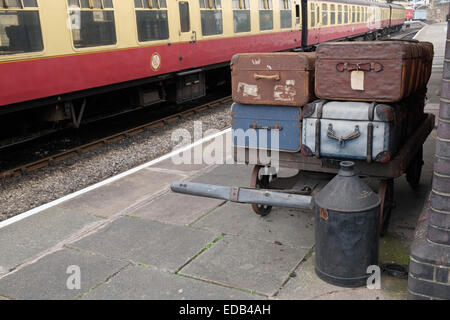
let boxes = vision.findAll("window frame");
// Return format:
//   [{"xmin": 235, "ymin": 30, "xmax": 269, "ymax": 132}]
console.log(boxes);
[
  {"xmin": 330, "ymin": 3, "xmax": 335, "ymax": 25},
  {"xmin": 279, "ymin": 0, "xmax": 292, "ymax": 29},
  {"xmin": 178, "ymin": 1, "xmax": 190, "ymax": 33},
  {"xmin": 0, "ymin": 0, "xmax": 45, "ymax": 57},
  {"xmin": 134, "ymin": 0, "xmax": 170, "ymax": 44},
  {"xmin": 232, "ymin": 0, "xmax": 251, "ymax": 33},
  {"xmin": 344, "ymin": 4, "xmax": 348, "ymax": 24},
  {"xmin": 337, "ymin": 4, "xmax": 342, "ymax": 25},
  {"xmin": 199, "ymin": 0, "xmax": 223, "ymax": 37},
  {"xmin": 321, "ymin": 3, "xmax": 328, "ymax": 26},
  {"xmin": 66, "ymin": 0, "xmax": 118, "ymax": 51},
  {"xmin": 309, "ymin": 2, "xmax": 315, "ymax": 28},
  {"xmin": 258, "ymin": 0, "xmax": 273, "ymax": 31}
]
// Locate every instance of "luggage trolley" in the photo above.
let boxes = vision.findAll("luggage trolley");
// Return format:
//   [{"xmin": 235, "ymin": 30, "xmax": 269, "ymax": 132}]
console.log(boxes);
[{"xmin": 235, "ymin": 114, "xmax": 435, "ymax": 235}]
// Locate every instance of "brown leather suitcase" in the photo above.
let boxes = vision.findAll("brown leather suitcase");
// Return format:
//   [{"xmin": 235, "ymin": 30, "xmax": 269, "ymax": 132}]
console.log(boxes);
[
  {"xmin": 315, "ymin": 41, "xmax": 421, "ymax": 103},
  {"xmin": 403, "ymin": 89, "xmax": 427, "ymax": 136},
  {"xmin": 230, "ymin": 52, "xmax": 316, "ymax": 107},
  {"xmin": 421, "ymin": 42, "xmax": 434, "ymax": 88}
]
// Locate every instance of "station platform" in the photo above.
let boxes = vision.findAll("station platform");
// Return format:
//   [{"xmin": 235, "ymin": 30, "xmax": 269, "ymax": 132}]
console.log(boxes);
[{"xmin": 0, "ymin": 23, "xmax": 446, "ymax": 300}]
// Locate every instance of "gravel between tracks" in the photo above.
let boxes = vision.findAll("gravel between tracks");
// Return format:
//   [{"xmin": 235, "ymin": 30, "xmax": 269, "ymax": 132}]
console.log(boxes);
[{"xmin": 0, "ymin": 101, "xmax": 233, "ymax": 222}]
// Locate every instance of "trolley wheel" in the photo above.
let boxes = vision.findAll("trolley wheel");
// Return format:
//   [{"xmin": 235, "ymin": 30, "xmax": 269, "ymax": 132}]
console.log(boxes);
[
  {"xmin": 406, "ymin": 146, "xmax": 424, "ymax": 190},
  {"xmin": 250, "ymin": 165, "xmax": 274, "ymax": 216},
  {"xmin": 378, "ymin": 179, "xmax": 395, "ymax": 236}
]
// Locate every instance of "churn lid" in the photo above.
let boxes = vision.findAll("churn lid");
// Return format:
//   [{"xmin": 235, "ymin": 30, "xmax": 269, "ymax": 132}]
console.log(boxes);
[{"xmin": 314, "ymin": 161, "xmax": 381, "ymax": 213}]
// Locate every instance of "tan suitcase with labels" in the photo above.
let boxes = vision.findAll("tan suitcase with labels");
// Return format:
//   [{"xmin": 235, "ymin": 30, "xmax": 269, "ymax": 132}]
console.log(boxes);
[
  {"xmin": 230, "ymin": 52, "xmax": 316, "ymax": 107},
  {"xmin": 315, "ymin": 41, "xmax": 420, "ymax": 103}
]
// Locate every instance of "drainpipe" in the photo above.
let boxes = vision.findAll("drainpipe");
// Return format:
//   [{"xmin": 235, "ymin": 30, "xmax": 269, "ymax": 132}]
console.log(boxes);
[{"xmin": 408, "ymin": 12, "xmax": 450, "ymax": 300}]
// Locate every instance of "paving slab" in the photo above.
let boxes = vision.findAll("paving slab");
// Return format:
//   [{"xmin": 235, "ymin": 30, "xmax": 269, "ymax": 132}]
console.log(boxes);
[
  {"xmin": 58, "ymin": 170, "xmax": 184, "ymax": 218},
  {"xmin": 180, "ymin": 235, "xmax": 308, "ymax": 296},
  {"xmin": 276, "ymin": 253, "xmax": 407, "ymax": 300},
  {"xmin": 128, "ymin": 191, "xmax": 225, "ymax": 226},
  {"xmin": 192, "ymin": 164, "xmax": 253, "ymax": 187},
  {"xmin": 0, "ymin": 207, "xmax": 102, "ymax": 274},
  {"xmin": 70, "ymin": 216, "xmax": 218, "ymax": 272},
  {"xmin": 0, "ymin": 248, "xmax": 127, "ymax": 300},
  {"xmin": 384, "ymin": 130, "xmax": 436, "ymax": 243},
  {"xmin": 193, "ymin": 202, "xmax": 314, "ymax": 250},
  {"xmin": 153, "ymin": 135, "xmax": 233, "ymax": 173},
  {"xmin": 82, "ymin": 265, "xmax": 261, "ymax": 300},
  {"xmin": 150, "ymin": 158, "xmax": 212, "ymax": 174},
  {"xmin": 415, "ymin": 22, "xmax": 447, "ymax": 68}
]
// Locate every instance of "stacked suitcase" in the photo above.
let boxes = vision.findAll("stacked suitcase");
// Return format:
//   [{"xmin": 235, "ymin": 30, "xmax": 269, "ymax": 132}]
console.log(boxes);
[
  {"xmin": 231, "ymin": 40, "xmax": 434, "ymax": 163},
  {"xmin": 231, "ymin": 52, "xmax": 316, "ymax": 152}
]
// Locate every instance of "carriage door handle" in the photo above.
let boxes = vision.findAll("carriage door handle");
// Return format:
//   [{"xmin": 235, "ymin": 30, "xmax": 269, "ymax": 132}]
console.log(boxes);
[
  {"xmin": 327, "ymin": 124, "xmax": 360, "ymax": 147},
  {"xmin": 191, "ymin": 30, "xmax": 197, "ymax": 43}
]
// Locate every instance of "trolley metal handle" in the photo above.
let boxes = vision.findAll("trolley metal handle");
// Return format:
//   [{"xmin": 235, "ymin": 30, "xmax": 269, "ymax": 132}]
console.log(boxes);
[
  {"xmin": 254, "ymin": 74, "xmax": 281, "ymax": 81},
  {"xmin": 327, "ymin": 124, "xmax": 361, "ymax": 147}
]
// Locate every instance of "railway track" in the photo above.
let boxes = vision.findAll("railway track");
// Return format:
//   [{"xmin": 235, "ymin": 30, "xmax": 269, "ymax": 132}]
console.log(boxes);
[
  {"xmin": 0, "ymin": 96, "xmax": 231, "ymax": 180},
  {"xmin": 390, "ymin": 28, "xmax": 420, "ymax": 40}
]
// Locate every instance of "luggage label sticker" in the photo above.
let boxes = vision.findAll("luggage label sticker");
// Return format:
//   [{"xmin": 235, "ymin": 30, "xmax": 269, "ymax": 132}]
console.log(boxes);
[
  {"xmin": 237, "ymin": 82, "xmax": 261, "ymax": 99},
  {"xmin": 273, "ymin": 80, "xmax": 297, "ymax": 102},
  {"xmin": 351, "ymin": 70, "xmax": 365, "ymax": 91}
]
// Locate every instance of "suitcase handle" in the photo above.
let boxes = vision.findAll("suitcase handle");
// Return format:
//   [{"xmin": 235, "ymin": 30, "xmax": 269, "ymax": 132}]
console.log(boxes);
[
  {"xmin": 254, "ymin": 73, "xmax": 281, "ymax": 81},
  {"xmin": 250, "ymin": 121, "xmax": 283, "ymax": 131},
  {"xmin": 336, "ymin": 62, "xmax": 383, "ymax": 73},
  {"xmin": 327, "ymin": 124, "xmax": 360, "ymax": 147}
]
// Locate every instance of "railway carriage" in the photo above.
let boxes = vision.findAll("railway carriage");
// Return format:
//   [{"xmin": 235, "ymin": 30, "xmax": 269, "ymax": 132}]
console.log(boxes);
[{"xmin": 0, "ymin": 0, "xmax": 405, "ymax": 141}]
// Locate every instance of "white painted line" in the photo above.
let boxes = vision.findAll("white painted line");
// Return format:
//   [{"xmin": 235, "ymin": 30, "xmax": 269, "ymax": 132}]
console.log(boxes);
[
  {"xmin": 413, "ymin": 26, "xmax": 426, "ymax": 40},
  {"xmin": 0, "ymin": 128, "xmax": 231, "ymax": 230}
]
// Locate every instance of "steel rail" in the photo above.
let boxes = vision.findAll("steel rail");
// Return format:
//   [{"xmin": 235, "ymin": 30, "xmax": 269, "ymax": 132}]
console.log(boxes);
[{"xmin": 0, "ymin": 96, "xmax": 232, "ymax": 180}]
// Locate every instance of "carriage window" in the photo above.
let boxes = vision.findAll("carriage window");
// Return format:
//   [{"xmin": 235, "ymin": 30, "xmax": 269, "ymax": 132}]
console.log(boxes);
[
  {"xmin": 364, "ymin": 7, "xmax": 367, "ymax": 22},
  {"xmin": 67, "ymin": 0, "xmax": 116, "ymax": 48},
  {"xmin": 310, "ymin": 3, "xmax": 315, "ymax": 27},
  {"xmin": 321, "ymin": 3, "xmax": 327, "ymax": 26},
  {"xmin": 316, "ymin": 4, "xmax": 320, "ymax": 25},
  {"xmin": 330, "ymin": 4, "xmax": 335, "ymax": 25},
  {"xmin": 280, "ymin": 0, "xmax": 291, "ymax": 29},
  {"xmin": 344, "ymin": 5, "xmax": 348, "ymax": 23},
  {"xmin": 0, "ymin": 0, "xmax": 43, "ymax": 55},
  {"xmin": 337, "ymin": 5, "xmax": 342, "ymax": 24},
  {"xmin": 199, "ymin": 0, "xmax": 222, "ymax": 36},
  {"xmin": 134, "ymin": 0, "xmax": 169, "ymax": 42},
  {"xmin": 352, "ymin": 5, "xmax": 355, "ymax": 23},
  {"xmin": 259, "ymin": 0, "xmax": 273, "ymax": 31},
  {"xmin": 179, "ymin": 2, "xmax": 190, "ymax": 33},
  {"xmin": 357, "ymin": 6, "xmax": 360, "ymax": 22},
  {"xmin": 233, "ymin": 0, "xmax": 250, "ymax": 33}
]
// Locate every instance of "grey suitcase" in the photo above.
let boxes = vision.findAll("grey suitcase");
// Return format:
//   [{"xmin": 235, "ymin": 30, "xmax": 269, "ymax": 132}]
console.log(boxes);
[{"xmin": 301, "ymin": 100, "xmax": 407, "ymax": 163}]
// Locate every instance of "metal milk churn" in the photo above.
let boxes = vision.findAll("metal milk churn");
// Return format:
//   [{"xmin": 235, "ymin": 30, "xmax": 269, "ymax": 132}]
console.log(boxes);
[{"xmin": 314, "ymin": 161, "xmax": 381, "ymax": 287}]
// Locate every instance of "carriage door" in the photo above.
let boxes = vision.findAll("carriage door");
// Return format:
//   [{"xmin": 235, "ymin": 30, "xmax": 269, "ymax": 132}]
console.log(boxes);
[
  {"xmin": 178, "ymin": 1, "xmax": 197, "ymax": 65},
  {"xmin": 179, "ymin": 1, "xmax": 194, "ymax": 41},
  {"xmin": 177, "ymin": 1, "xmax": 205, "ymax": 103}
]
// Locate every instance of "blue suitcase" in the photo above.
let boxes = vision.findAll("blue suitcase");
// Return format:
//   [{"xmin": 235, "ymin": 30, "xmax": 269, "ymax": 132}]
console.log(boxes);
[
  {"xmin": 232, "ymin": 103, "xmax": 302, "ymax": 152},
  {"xmin": 301, "ymin": 100, "xmax": 407, "ymax": 163}
]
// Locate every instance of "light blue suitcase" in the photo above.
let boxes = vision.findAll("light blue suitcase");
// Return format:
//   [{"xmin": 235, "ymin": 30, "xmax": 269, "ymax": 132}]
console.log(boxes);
[
  {"xmin": 301, "ymin": 100, "xmax": 407, "ymax": 163},
  {"xmin": 232, "ymin": 103, "xmax": 302, "ymax": 152}
]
